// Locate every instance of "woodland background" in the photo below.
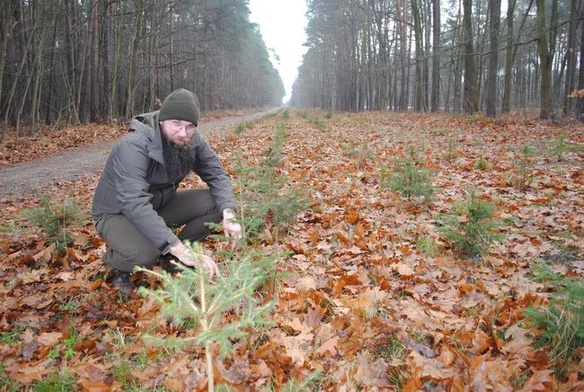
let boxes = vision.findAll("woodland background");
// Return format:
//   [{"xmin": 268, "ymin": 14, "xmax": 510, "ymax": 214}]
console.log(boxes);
[{"xmin": 1, "ymin": 0, "xmax": 584, "ymax": 136}]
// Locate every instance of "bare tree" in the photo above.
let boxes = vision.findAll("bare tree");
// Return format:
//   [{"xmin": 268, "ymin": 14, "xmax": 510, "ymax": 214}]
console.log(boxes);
[
  {"xmin": 431, "ymin": 0, "xmax": 441, "ymax": 112},
  {"xmin": 411, "ymin": 0, "xmax": 427, "ymax": 111},
  {"xmin": 0, "ymin": 0, "xmax": 14, "ymax": 120},
  {"xmin": 486, "ymin": 0, "xmax": 501, "ymax": 118},
  {"xmin": 462, "ymin": 0, "xmax": 479, "ymax": 113},
  {"xmin": 535, "ymin": 0, "xmax": 558, "ymax": 119},
  {"xmin": 562, "ymin": 0, "xmax": 580, "ymax": 115},
  {"xmin": 577, "ymin": 4, "xmax": 584, "ymax": 119}
]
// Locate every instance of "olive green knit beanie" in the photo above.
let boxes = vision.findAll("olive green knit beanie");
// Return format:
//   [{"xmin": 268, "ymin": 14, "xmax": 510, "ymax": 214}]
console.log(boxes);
[{"xmin": 159, "ymin": 88, "xmax": 201, "ymax": 126}]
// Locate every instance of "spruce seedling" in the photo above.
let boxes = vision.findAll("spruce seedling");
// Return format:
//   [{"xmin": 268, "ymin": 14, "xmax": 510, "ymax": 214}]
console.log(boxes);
[
  {"xmin": 512, "ymin": 143, "xmax": 537, "ymax": 191},
  {"xmin": 436, "ymin": 189, "xmax": 504, "ymax": 260},
  {"xmin": 382, "ymin": 154, "xmax": 434, "ymax": 203},
  {"xmin": 548, "ymin": 133, "xmax": 583, "ymax": 162},
  {"xmin": 445, "ymin": 135, "xmax": 458, "ymax": 161},
  {"xmin": 23, "ymin": 197, "xmax": 84, "ymax": 250},
  {"xmin": 234, "ymin": 125, "xmax": 310, "ymax": 241},
  {"xmin": 552, "ymin": 133, "xmax": 569, "ymax": 162},
  {"xmin": 138, "ymin": 242, "xmax": 275, "ymax": 391},
  {"xmin": 235, "ymin": 120, "xmax": 255, "ymax": 134},
  {"xmin": 474, "ymin": 153, "xmax": 489, "ymax": 170}
]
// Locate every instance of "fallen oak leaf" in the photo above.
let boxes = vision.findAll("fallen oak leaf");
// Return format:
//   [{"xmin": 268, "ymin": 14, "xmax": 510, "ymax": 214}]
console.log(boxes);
[
  {"xmin": 249, "ymin": 360, "xmax": 272, "ymax": 379},
  {"xmin": 346, "ymin": 207, "xmax": 360, "ymax": 224},
  {"xmin": 502, "ymin": 324, "xmax": 533, "ymax": 355},
  {"xmin": 558, "ymin": 371, "xmax": 584, "ymax": 392},
  {"xmin": 50, "ymin": 279, "xmax": 101, "ymax": 291},
  {"xmin": 315, "ymin": 336, "xmax": 339, "ymax": 357},
  {"xmin": 33, "ymin": 243, "xmax": 56, "ymax": 263},
  {"xmin": 518, "ymin": 369, "xmax": 554, "ymax": 392},
  {"xmin": 395, "ymin": 262, "xmax": 415, "ymax": 277},
  {"xmin": 280, "ymin": 316, "xmax": 308, "ymax": 335},
  {"xmin": 72, "ymin": 362, "xmax": 112, "ymax": 385},
  {"xmin": 20, "ymin": 293, "xmax": 53, "ymax": 309},
  {"xmin": 407, "ymin": 350, "xmax": 459, "ymax": 382},
  {"xmin": 77, "ymin": 380, "xmax": 113, "ymax": 392},
  {"xmin": 437, "ymin": 345, "xmax": 457, "ymax": 367},
  {"xmin": 20, "ymin": 340, "xmax": 40, "ymax": 361},
  {"xmin": 282, "ymin": 330, "xmax": 314, "ymax": 366},
  {"xmin": 5, "ymin": 358, "xmax": 52, "ymax": 384},
  {"xmin": 36, "ymin": 331, "xmax": 63, "ymax": 346}
]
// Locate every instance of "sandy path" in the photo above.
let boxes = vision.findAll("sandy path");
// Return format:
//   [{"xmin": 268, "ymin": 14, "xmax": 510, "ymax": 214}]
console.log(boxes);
[{"xmin": 0, "ymin": 110, "xmax": 276, "ymax": 198}]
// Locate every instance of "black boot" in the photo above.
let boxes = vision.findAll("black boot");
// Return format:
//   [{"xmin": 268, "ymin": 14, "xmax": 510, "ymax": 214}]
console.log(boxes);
[{"xmin": 107, "ymin": 268, "xmax": 134, "ymax": 295}]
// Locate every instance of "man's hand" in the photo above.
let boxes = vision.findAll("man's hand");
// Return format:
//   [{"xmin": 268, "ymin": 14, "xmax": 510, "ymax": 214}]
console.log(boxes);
[
  {"xmin": 222, "ymin": 208, "xmax": 242, "ymax": 248},
  {"xmin": 169, "ymin": 243, "xmax": 220, "ymax": 279}
]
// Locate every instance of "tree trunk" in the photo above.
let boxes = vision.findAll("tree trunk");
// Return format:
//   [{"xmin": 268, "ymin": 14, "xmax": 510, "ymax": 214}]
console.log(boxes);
[
  {"xmin": 125, "ymin": 0, "xmax": 144, "ymax": 118},
  {"xmin": 44, "ymin": 0, "xmax": 61, "ymax": 125},
  {"xmin": 411, "ymin": 0, "xmax": 424, "ymax": 111},
  {"xmin": 535, "ymin": 0, "xmax": 557, "ymax": 119},
  {"xmin": 397, "ymin": 0, "xmax": 408, "ymax": 111},
  {"xmin": 0, "ymin": 0, "xmax": 14, "ymax": 110},
  {"xmin": 3, "ymin": 0, "xmax": 29, "ymax": 128},
  {"xmin": 502, "ymin": 0, "xmax": 516, "ymax": 113},
  {"xmin": 431, "ymin": 0, "xmax": 441, "ymax": 112},
  {"xmin": 109, "ymin": 2, "xmax": 125, "ymax": 122},
  {"xmin": 486, "ymin": 0, "xmax": 501, "ymax": 118},
  {"xmin": 451, "ymin": 1, "xmax": 464, "ymax": 112},
  {"xmin": 102, "ymin": 1, "xmax": 112, "ymax": 122},
  {"xmin": 562, "ymin": 0, "xmax": 579, "ymax": 115},
  {"xmin": 64, "ymin": 0, "xmax": 80, "ymax": 125},
  {"xmin": 89, "ymin": 0, "xmax": 99, "ymax": 122},
  {"xmin": 577, "ymin": 4, "xmax": 584, "ymax": 120},
  {"xmin": 169, "ymin": 3, "xmax": 176, "ymax": 91},
  {"xmin": 29, "ymin": 0, "xmax": 50, "ymax": 133},
  {"xmin": 462, "ymin": 0, "xmax": 478, "ymax": 113}
]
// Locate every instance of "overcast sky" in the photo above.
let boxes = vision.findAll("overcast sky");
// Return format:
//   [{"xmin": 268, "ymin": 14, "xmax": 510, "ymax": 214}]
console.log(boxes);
[{"xmin": 248, "ymin": 0, "xmax": 309, "ymax": 102}]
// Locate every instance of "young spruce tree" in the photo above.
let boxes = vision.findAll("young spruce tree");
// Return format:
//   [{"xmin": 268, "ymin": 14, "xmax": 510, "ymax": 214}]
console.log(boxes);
[{"xmin": 138, "ymin": 242, "xmax": 275, "ymax": 391}]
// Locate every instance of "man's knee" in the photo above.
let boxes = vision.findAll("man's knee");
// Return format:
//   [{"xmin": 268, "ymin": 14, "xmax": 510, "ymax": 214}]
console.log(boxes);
[
  {"xmin": 125, "ymin": 247, "xmax": 160, "ymax": 268},
  {"xmin": 106, "ymin": 246, "xmax": 160, "ymax": 272}
]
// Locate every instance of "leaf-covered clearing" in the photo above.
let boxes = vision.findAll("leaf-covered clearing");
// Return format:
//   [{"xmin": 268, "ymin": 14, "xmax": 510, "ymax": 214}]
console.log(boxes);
[{"xmin": 1, "ymin": 110, "xmax": 583, "ymax": 391}]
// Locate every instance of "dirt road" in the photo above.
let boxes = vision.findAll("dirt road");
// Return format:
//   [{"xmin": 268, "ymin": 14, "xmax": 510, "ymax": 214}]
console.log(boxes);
[{"xmin": 0, "ymin": 109, "xmax": 277, "ymax": 198}]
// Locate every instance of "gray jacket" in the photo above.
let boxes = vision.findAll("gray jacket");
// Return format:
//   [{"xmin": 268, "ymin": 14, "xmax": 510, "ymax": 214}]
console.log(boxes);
[{"xmin": 91, "ymin": 111, "xmax": 237, "ymax": 254}]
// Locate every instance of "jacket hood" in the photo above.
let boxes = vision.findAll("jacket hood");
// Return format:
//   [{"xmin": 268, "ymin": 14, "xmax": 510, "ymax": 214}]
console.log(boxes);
[{"xmin": 129, "ymin": 111, "xmax": 164, "ymax": 164}]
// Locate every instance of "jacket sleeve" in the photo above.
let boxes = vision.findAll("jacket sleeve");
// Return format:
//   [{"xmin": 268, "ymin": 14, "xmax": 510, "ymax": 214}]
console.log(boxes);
[
  {"xmin": 112, "ymin": 137, "xmax": 179, "ymax": 254},
  {"xmin": 192, "ymin": 133, "xmax": 238, "ymax": 213}
]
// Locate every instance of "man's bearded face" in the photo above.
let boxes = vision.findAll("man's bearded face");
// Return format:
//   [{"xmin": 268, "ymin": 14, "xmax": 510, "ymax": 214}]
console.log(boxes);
[
  {"xmin": 160, "ymin": 120, "xmax": 197, "ymax": 181},
  {"xmin": 160, "ymin": 119, "xmax": 196, "ymax": 148}
]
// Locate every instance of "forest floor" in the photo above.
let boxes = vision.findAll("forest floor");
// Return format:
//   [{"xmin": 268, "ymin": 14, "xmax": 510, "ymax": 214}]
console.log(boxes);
[{"xmin": 0, "ymin": 109, "xmax": 583, "ymax": 391}]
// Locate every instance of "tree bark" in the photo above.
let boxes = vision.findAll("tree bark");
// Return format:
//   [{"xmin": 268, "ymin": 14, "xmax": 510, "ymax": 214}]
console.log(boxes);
[
  {"xmin": 577, "ymin": 4, "xmax": 584, "ymax": 120},
  {"xmin": 562, "ymin": 0, "xmax": 579, "ymax": 115},
  {"xmin": 486, "ymin": 0, "xmax": 501, "ymax": 118},
  {"xmin": 535, "ymin": 0, "xmax": 557, "ymax": 119},
  {"xmin": 64, "ymin": 0, "xmax": 80, "ymax": 125},
  {"xmin": 431, "ymin": 0, "xmax": 441, "ymax": 112},
  {"xmin": 0, "ymin": 0, "xmax": 14, "ymax": 112},
  {"xmin": 411, "ymin": 0, "xmax": 426, "ymax": 111},
  {"xmin": 125, "ymin": 0, "xmax": 144, "ymax": 118},
  {"xmin": 89, "ymin": 0, "xmax": 99, "ymax": 122},
  {"xmin": 462, "ymin": 0, "xmax": 478, "ymax": 113}
]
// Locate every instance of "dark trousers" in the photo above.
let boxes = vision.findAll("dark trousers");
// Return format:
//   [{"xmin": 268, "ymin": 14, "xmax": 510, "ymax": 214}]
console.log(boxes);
[{"xmin": 96, "ymin": 189, "xmax": 221, "ymax": 272}]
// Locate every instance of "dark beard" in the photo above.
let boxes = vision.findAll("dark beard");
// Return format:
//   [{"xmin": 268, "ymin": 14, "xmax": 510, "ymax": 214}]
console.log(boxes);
[{"xmin": 161, "ymin": 135, "xmax": 197, "ymax": 182}]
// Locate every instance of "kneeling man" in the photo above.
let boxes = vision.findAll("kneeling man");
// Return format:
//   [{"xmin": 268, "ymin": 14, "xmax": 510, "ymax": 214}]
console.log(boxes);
[{"xmin": 92, "ymin": 88, "xmax": 241, "ymax": 293}]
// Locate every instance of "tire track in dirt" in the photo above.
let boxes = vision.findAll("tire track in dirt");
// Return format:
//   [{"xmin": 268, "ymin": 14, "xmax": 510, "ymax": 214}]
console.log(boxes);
[{"xmin": 0, "ymin": 109, "xmax": 277, "ymax": 199}]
